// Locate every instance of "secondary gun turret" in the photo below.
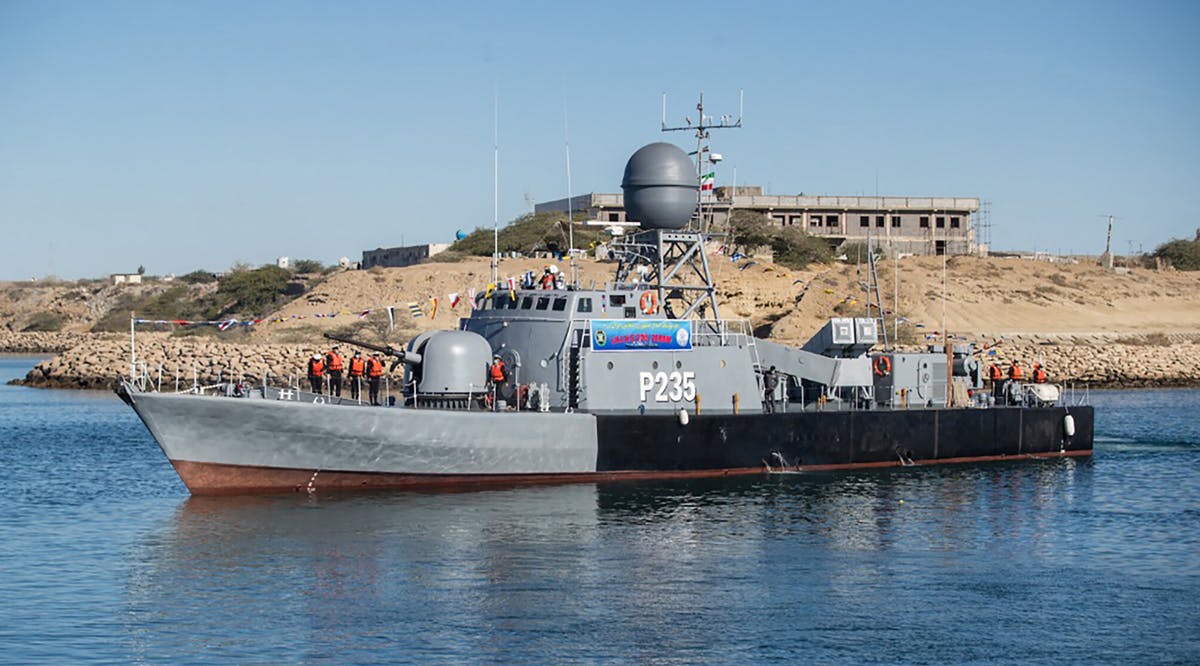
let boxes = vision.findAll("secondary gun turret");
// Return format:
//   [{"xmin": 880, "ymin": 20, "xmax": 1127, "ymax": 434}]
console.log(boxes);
[{"xmin": 323, "ymin": 333, "xmax": 422, "ymax": 371}]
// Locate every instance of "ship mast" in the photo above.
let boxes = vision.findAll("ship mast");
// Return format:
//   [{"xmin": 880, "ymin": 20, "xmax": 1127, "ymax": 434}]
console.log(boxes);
[{"xmin": 661, "ymin": 90, "xmax": 743, "ymax": 233}]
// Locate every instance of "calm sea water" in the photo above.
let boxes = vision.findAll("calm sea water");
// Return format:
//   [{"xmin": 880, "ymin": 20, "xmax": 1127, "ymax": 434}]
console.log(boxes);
[{"xmin": 1, "ymin": 356, "xmax": 1197, "ymax": 664}]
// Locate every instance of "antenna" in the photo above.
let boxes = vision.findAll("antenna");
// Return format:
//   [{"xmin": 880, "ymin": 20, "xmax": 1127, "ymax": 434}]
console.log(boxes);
[
  {"xmin": 564, "ymin": 94, "xmax": 577, "ymax": 287},
  {"xmin": 492, "ymin": 91, "xmax": 499, "ymax": 284},
  {"xmin": 1098, "ymin": 213, "xmax": 1118, "ymax": 270},
  {"xmin": 661, "ymin": 90, "xmax": 744, "ymax": 234}
]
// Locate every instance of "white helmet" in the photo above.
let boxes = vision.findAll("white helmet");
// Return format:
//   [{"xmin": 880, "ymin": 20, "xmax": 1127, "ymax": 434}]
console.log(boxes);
[{"xmin": 549, "ymin": 265, "xmax": 559, "ymax": 274}]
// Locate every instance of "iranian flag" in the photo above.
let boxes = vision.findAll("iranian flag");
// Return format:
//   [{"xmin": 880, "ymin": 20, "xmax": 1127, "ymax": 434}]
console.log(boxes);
[{"xmin": 700, "ymin": 171, "xmax": 715, "ymax": 191}]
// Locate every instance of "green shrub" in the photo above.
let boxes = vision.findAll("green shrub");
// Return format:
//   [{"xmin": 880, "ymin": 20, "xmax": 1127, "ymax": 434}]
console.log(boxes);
[
  {"xmin": 178, "ymin": 270, "xmax": 217, "ymax": 284},
  {"xmin": 451, "ymin": 212, "xmax": 604, "ymax": 257},
  {"xmin": 210, "ymin": 265, "xmax": 292, "ymax": 317},
  {"xmin": 729, "ymin": 210, "xmax": 774, "ymax": 249},
  {"xmin": 771, "ymin": 227, "xmax": 833, "ymax": 269},
  {"xmin": 22, "ymin": 311, "xmax": 64, "ymax": 332},
  {"xmin": 292, "ymin": 259, "xmax": 324, "ymax": 274},
  {"xmin": 1153, "ymin": 237, "xmax": 1200, "ymax": 270}
]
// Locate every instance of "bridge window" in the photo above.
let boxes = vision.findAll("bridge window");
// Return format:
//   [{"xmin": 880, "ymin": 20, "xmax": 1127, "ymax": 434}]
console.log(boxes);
[
  {"xmin": 521, "ymin": 296, "xmax": 533, "ymax": 309},
  {"xmin": 552, "ymin": 298, "xmax": 567, "ymax": 311},
  {"xmin": 506, "ymin": 296, "xmax": 519, "ymax": 309},
  {"xmin": 577, "ymin": 298, "xmax": 593, "ymax": 313},
  {"xmin": 610, "ymin": 294, "xmax": 627, "ymax": 306},
  {"xmin": 536, "ymin": 297, "xmax": 550, "ymax": 310}
]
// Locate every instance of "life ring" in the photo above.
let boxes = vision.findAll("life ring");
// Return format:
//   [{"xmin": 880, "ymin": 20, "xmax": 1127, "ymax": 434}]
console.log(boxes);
[
  {"xmin": 313, "ymin": 396, "xmax": 325, "ymax": 404},
  {"xmin": 640, "ymin": 291, "xmax": 659, "ymax": 315},
  {"xmin": 873, "ymin": 355, "xmax": 891, "ymax": 377}
]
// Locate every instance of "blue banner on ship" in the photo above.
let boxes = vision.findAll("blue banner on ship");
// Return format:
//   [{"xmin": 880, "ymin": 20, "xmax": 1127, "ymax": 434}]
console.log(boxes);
[{"xmin": 590, "ymin": 319, "xmax": 692, "ymax": 352}]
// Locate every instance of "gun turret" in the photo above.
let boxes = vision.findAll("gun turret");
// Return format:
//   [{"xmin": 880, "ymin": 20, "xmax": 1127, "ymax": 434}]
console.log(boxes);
[{"xmin": 323, "ymin": 333, "xmax": 423, "ymax": 371}]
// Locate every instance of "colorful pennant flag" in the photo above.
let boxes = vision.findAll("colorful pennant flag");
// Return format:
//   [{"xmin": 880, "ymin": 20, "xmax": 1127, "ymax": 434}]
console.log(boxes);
[
  {"xmin": 407, "ymin": 302, "xmax": 423, "ymax": 318},
  {"xmin": 448, "ymin": 292, "xmax": 460, "ymax": 309},
  {"xmin": 429, "ymin": 296, "xmax": 439, "ymax": 319}
]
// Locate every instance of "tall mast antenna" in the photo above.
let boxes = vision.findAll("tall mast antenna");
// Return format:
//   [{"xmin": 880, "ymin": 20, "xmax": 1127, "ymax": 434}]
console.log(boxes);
[
  {"xmin": 492, "ymin": 92, "xmax": 499, "ymax": 284},
  {"xmin": 564, "ymin": 95, "xmax": 577, "ymax": 287},
  {"xmin": 661, "ymin": 90, "xmax": 743, "ymax": 234}
]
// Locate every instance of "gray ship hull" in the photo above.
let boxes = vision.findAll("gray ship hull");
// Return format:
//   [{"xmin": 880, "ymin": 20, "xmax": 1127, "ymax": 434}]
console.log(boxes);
[{"xmin": 125, "ymin": 387, "xmax": 1093, "ymax": 495}]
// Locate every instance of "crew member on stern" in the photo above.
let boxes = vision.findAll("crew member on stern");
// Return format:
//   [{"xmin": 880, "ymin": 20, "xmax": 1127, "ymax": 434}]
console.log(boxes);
[
  {"xmin": 306, "ymin": 353, "xmax": 325, "ymax": 394},
  {"xmin": 988, "ymin": 361, "xmax": 1003, "ymax": 392},
  {"xmin": 762, "ymin": 365, "xmax": 780, "ymax": 414},
  {"xmin": 1032, "ymin": 363, "xmax": 1048, "ymax": 384},
  {"xmin": 1008, "ymin": 359, "xmax": 1024, "ymax": 381},
  {"xmin": 347, "ymin": 350, "xmax": 365, "ymax": 401},
  {"xmin": 325, "ymin": 346, "xmax": 344, "ymax": 398},
  {"xmin": 488, "ymin": 354, "xmax": 508, "ymax": 406},
  {"xmin": 366, "ymin": 353, "xmax": 384, "ymax": 406}
]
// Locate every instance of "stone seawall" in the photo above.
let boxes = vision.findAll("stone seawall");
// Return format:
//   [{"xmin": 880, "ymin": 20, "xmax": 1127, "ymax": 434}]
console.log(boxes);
[
  {"xmin": 15, "ymin": 334, "xmax": 328, "ymax": 390},
  {"xmin": 9, "ymin": 332, "xmax": 1200, "ymax": 391},
  {"xmin": 0, "ymin": 331, "xmax": 107, "ymax": 354}
]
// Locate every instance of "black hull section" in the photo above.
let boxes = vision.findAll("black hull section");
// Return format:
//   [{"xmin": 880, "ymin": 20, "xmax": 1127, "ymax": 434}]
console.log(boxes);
[{"xmin": 595, "ymin": 406, "xmax": 1094, "ymax": 472}]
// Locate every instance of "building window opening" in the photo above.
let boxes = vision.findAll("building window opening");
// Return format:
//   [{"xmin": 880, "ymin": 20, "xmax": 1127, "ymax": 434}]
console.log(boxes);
[
  {"xmin": 826, "ymin": 215, "xmax": 839, "ymax": 227},
  {"xmin": 919, "ymin": 216, "xmax": 930, "ymax": 228},
  {"xmin": 891, "ymin": 215, "xmax": 901, "ymax": 228},
  {"xmin": 950, "ymin": 216, "xmax": 960, "ymax": 229},
  {"xmin": 810, "ymin": 216, "xmax": 822, "ymax": 227},
  {"xmin": 875, "ymin": 215, "xmax": 885, "ymax": 228},
  {"xmin": 936, "ymin": 216, "xmax": 946, "ymax": 228},
  {"xmin": 608, "ymin": 212, "xmax": 620, "ymax": 222},
  {"xmin": 859, "ymin": 215, "xmax": 869, "ymax": 227},
  {"xmin": 772, "ymin": 215, "xmax": 786, "ymax": 225}
]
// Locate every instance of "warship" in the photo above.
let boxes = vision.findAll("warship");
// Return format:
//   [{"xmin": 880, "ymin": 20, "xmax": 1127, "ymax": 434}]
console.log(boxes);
[{"xmin": 118, "ymin": 142, "xmax": 1094, "ymax": 495}]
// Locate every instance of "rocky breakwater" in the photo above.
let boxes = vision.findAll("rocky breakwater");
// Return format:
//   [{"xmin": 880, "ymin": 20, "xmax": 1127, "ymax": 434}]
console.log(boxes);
[
  {"xmin": 0, "ymin": 331, "xmax": 102, "ymax": 354},
  {"xmin": 984, "ymin": 333, "xmax": 1200, "ymax": 388},
  {"xmin": 15, "ymin": 333, "xmax": 318, "ymax": 390}
]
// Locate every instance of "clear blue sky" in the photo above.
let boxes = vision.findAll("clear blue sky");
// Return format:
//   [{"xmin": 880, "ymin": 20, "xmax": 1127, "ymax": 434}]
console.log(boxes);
[{"xmin": 2, "ymin": 0, "xmax": 1197, "ymax": 279}]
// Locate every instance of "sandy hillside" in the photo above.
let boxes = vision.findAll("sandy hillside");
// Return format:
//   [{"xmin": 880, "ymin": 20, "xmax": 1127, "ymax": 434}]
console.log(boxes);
[{"xmin": 248, "ymin": 252, "xmax": 1200, "ymax": 348}]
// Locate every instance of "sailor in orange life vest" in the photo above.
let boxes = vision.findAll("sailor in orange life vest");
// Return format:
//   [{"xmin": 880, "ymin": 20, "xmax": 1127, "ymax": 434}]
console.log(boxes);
[
  {"xmin": 347, "ymin": 350, "xmax": 365, "ymax": 401},
  {"xmin": 1008, "ymin": 359, "xmax": 1024, "ymax": 381},
  {"xmin": 1032, "ymin": 363, "xmax": 1048, "ymax": 384},
  {"xmin": 365, "ymin": 353, "xmax": 385, "ymax": 406},
  {"xmin": 988, "ymin": 361, "xmax": 1004, "ymax": 391},
  {"xmin": 539, "ymin": 265, "xmax": 560, "ymax": 290},
  {"xmin": 488, "ymin": 354, "xmax": 508, "ymax": 405},
  {"xmin": 306, "ymin": 353, "xmax": 325, "ymax": 394},
  {"xmin": 325, "ymin": 346, "xmax": 345, "ymax": 398}
]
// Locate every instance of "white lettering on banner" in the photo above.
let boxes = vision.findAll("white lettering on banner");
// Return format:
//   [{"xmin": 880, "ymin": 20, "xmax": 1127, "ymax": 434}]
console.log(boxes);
[{"xmin": 638, "ymin": 371, "xmax": 696, "ymax": 403}]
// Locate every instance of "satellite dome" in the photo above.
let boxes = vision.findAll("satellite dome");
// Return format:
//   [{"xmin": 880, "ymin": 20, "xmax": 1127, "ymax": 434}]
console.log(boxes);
[{"xmin": 621, "ymin": 142, "xmax": 697, "ymax": 230}]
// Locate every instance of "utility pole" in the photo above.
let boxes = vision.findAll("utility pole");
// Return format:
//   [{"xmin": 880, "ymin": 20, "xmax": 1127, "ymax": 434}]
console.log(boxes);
[
  {"xmin": 662, "ymin": 90, "xmax": 743, "ymax": 234},
  {"xmin": 1100, "ymin": 214, "xmax": 1114, "ymax": 270}
]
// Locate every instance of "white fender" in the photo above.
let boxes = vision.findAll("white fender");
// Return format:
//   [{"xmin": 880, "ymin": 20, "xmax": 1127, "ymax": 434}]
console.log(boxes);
[
  {"xmin": 1063, "ymin": 414, "xmax": 1076, "ymax": 437},
  {"xmin": 678, "ymin": 409, "xmax": 690, "ymax": 426}
]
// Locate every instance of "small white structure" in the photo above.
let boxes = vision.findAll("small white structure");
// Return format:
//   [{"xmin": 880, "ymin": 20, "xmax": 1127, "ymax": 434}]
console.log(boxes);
[
  {"xmin": 338, "ymin": 256, "xmax": 351, "ymax": 268},
  {"xmin": 276, "ymin": 256, "xmax": 290, "ymax": 269},
  {"xmin": 112, "ymin": 273, "xmax": 143, "ymax": 285}
]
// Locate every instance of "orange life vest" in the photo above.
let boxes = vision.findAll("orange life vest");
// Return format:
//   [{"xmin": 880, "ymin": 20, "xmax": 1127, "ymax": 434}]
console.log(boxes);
[
  {"xmin": 366, "ymin": 358, "xmax": 384, "ymax": 378},
  {"xmin": 988, "ymin": 364, "xmax": 1003, "ymax": 380},
  {"xmin": 308, "ymin": 358, "xmax": 325, "ymax": 377},
  {"xmin": 1009, "ymin": 364, "xmax": 1023, "ymax": 380},
  {"xmin": 327, "ymin": 352, "xmax": 344, "ymax": 371},
  {"xmin": 490, "ymin": 360, "xmax": 507, "ymax": 382},
  {"xmin": 1033, "ymin": 367, "xmax": 1047, "ymax": 383},
  {"xmin": 540, "ymin": 273, "xmax": 555, "ymax": 289},
  {"xmin": 349, "ymin": 357, "xmax": 365, "ymax": 377}
]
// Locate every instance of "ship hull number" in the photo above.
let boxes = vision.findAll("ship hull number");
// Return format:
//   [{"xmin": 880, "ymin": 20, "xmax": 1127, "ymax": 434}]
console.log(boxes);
[{"xmin": 639, "ymin": 371, "xmax": 697, "ymax": 403}]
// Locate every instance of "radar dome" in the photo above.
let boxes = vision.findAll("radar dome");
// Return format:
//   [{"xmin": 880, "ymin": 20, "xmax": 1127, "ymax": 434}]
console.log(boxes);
[{"xmin": 621, "ymin": 142, "xmax": 697, "ymax": 230}]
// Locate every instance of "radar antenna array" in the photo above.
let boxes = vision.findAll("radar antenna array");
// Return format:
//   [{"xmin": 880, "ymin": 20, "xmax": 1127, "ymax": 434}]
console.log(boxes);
[{"xmin": 661, "ymin": 90, "xmax": 743, "ymax": 234}]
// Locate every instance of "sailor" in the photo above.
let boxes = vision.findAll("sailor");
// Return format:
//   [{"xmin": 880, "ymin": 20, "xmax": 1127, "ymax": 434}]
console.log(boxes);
[
  {"xmin": 489, "ymin": 354, "xmax": 508, "ymax": 386},
  {"xmin": 762, "ymin": 365, "xmax": 780, "ymax": 414},
  {"xmin": 539, "ymin": 266, "xmax": 557, "ymax": 290},
  {"xmin": 1009, "ymin": 360, "xmax": 1024, "ymax": 381},
  {"xmin": 988, "ymin": 362, "xmax": 1004, "ymax": 391},
  {"xmin": 306, "ymin": 353, "xmax": 325, "ymax": 394},
  {"xmin": 1032, "ymin": 363, "xmax": 1048, "ymax": 384},
  {"xmin": 365, "ymin": 353, "xmax": 384, "ymax": 406},
  {"xmin": 325, "ymin": 346, "xmax": 344, "ymax": 398},
  {"xmin": 347, "ymin": 350, "xmax": 365, "ymax": 401}
]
